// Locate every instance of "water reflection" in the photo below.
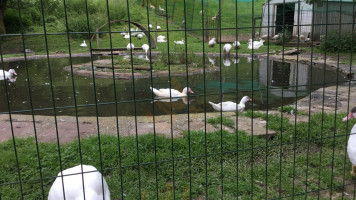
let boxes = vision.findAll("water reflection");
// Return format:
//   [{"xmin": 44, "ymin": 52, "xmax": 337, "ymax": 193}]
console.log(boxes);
[
  {"xmin": 152, "ymin": 97, "xmax": 193, "ymax": 105},
  {"xmin": 0, "ymin": 55, "xmax": 346, "ymax": 116},
  {"xmin": 223, "ymin": 56, "xmax": 231, "ymax": 67}
]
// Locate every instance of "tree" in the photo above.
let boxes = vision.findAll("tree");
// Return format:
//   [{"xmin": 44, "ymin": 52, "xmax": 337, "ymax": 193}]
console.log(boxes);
[{"xmin": 0, "ymin": 0, "xmax": 7, "ymax": 34}]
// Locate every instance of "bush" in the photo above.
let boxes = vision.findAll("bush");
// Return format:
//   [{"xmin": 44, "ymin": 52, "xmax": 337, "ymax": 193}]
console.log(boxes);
[
  {"xmin": 320, "ymin": 31, "xmax": 356, "ymax": 52},
  {"xmin": 4, "ymin": 8, "xmax": 33, "ymax": 33}
]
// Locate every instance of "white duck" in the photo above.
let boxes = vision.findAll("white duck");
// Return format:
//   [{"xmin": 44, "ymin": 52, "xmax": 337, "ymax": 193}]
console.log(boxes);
[
  {"xmin": 157, "ymin": 35, "xmax": 165, "ymax": 40},
  {"xmin": 208, "ymin": 38, "xmax": 216, "ymax": 47},
  {"xmin": 260, "ymin": 34, "xmax": 268, "ymax": 40},
  {"xmin": 157, "ymin": 35, "xmax": 166, "ymax": 43},
  {"xmin": 156, "ymin": 25, "xmax": 161, "ymax": 30},
  {"xmin": 150, "ymin": 87, "xmax": 194, "ymax": 98},
  {"xmin": 137, "ymin": 34, "xmax": 143, "ymax": 39},
  {"xmin": 126, "ymin": 43, "xmax": 134, "ymax": 50},
  {"xmin": 142, "ymin": 44, "xmax": 149, "ymax": 55},
  {"xmin": 124, "ymin": 34, "xmax": 130, "ymax": 39},
  {"xmin": 149, "ymin": 24, "xmax": 153, "ymax": 29},
  {"xmin": 248, "ymin": 39, "xmax": 264, "ymax": 49},
  {"xmin": 343, "ymin": 107, "xmax": 356, "ymax": 176},
  {"xmin": 120, "ymin": 32, "xmax": 127, "ymax": 36},
  {"xmin": 174, "ymin": 40, "xmax": 184, "ymax": 45},
  {"xmin": 48, "ymin": 165, "xmax": 110, "ymax": 200},
  {"xmin": 272, "ymin": 34, "xmax": 280, "ymax": 41},
  {"xmin": 209, "ymin": 96, "xmax": 252, "ymax": 112},
  {"xmin": 233, "ymin": 41, "xmax": 240, "ymax": 49},
  {"xmin": 0, "ymin": 69, "xmax": 17, "ymax": 77},
  {"xmin": 199, "ymin": 10, "xmax": 203, "ymax": 15},
  {"xmin": 159, "ymin": 6, "xmax": 165, "ymax": 12},
  {"xmin": 223, "ymin": 43, "xmax": 233, "ymax": 55},
  {"xmin": 80, "ymin": 40, "xmax": 87, "ymax": 47}
]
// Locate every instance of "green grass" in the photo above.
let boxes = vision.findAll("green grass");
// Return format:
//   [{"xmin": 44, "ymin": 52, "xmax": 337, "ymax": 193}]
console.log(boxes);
[
  {"xmin": 278, "ymin": 105, "xmax": 308, "ymax": 116},
  {"xmin": 207, "ymin": 115, "xmax": 234, "ymax": 127},
  {"xmin": 1, "ymin": 0, "xmax": 292, "ymax": 57},
  {"xmin": 1, "ymin": 112, "xmax": 356, "ymax": 199}
]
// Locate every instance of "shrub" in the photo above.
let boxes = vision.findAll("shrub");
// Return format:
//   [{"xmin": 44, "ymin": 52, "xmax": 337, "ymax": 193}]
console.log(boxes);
[
  {"xmin": 320, "ymin": 31, "xmax": 356, "ymax": 52},
  {"xmin": 4, "ymin": 8, "xmax": 33, "ymax": 33}
]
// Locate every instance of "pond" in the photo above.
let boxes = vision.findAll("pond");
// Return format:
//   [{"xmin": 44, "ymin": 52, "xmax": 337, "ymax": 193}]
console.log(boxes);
[{"xmin": 0, "ymin": 54, "xmax": 346, "ymax": 117}]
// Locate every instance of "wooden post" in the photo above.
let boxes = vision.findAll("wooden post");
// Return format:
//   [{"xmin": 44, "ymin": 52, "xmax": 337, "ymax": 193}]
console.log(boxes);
[{"xmin": 96, "ymin": 24, "xmax": 99, "ymax": 48}]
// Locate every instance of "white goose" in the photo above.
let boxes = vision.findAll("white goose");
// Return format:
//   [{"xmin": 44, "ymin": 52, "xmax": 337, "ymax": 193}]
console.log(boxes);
[
  {"xmin": 48, "ymin": 165, "xmax": 110, "ymax": 200},
  {"xmin": 126, "ymin": 43, "xmax": 134, "ymax": 50},
  {"xmin": 80, "ymin": 40, "xmax": 87, "ymax": 47},
  {"xmin": 0, "ymin": 69, "xmax": 17, "ymax": 77},
  {"xmin": 174, "ymin": 40, "xmax": 184, "ymax": 45},
  {"xmin": 233, "ymin": 41, "xmax": 240, "ymax": 49},
  {"xmin": 343, "ymin": 107, "xmax": 356, "ymax": 176},
  {"xmin": 209, "ymin": 96, "xmax": 252, "ymax": 112},
  {"xmin": 142, "ymin": 44, "xmax": 149, "ymax": 55},
  {"xmin": 223, "ymin": 43, "xmax": 233, "ymax": 55},
  {"xmin": 150, "ymin": 87, "xmax": 194, "ymax": 98},
  {"xmin": 248, "ymin": 39, "xmax": 264, "ymax": 49},
  {"xmin": 208, "ymin": 38, "xmax": 216, "ymax": 47},
  {"xmin": 157, "ymin": 35, "xmax": 166, "ymax": 43}
]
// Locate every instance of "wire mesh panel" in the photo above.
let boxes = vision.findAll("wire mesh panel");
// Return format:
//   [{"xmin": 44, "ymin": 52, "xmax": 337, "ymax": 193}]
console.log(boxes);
[{"xmin": 0, "ymin": 0, "xmax": 356, "ymax": 199}]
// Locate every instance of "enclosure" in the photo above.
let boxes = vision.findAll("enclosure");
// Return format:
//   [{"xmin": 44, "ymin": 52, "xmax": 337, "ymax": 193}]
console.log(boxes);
[{"xmin": 0, "ymin": 0, "xmax": 356, "ymax": 199}]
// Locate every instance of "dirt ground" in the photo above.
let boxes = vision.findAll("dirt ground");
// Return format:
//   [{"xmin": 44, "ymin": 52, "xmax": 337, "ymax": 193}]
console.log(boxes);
[{"xmin": 0, "ymin": 112, "xmax": 276, "ymax": 143}]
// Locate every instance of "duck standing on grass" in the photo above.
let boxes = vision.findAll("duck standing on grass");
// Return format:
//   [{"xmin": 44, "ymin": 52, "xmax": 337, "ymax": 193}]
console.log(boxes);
[
  {"xmin": 209, "ymin": 96, "xmax": 252, "ymax": 112},
  {"xmin": 343, "ymin": 107, "xmax": 356, "ymax": 176},
  {"xmin": 233, "ymin": 41, "xmax": 240, "ymax": 49},
  {"xmin": 142, "ymin": 44, "xmax": 149, "ymax": 55},
  {"xmin": 209, "ymin": 38, "xmax": 216, "ymax": 47},
  {"xmin": 48, "ymin": 165, "xmax": 110, "ymax": 200},
  {"xmin": 223, "ymin": 43, "xmax": 233, "ymax": 55},
  {"xmin": 126, "ymin": 43, "xmax": 134, "ymax": 50}
]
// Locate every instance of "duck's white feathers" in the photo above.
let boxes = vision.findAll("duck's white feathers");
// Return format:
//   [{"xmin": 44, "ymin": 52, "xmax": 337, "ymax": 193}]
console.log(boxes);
[
  {"xmin": 150, "ymin": 87, "xmax": 191, "ymax": 98},
  {"xmin": 209, "ymin": 96, "xmax": 251, "ymax": 112},
  {"xmin": 348, "ymin": 124, "xmax": 356, "ymax": 166},
  {"xmin": 48, "ymin": 165, "xmax": 110, "ymax": 200}
]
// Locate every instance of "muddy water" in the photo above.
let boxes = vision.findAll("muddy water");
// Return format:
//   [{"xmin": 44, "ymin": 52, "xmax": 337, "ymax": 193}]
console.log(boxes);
[{"xmin": 0, "ymin": 55, "xmax": 346, "ymax": 116}]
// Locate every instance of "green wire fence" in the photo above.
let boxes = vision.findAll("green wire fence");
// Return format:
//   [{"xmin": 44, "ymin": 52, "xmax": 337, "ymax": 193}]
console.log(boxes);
[{"xmin": 0, "ymin": 0, "xmax": 356, "ymax": 199}]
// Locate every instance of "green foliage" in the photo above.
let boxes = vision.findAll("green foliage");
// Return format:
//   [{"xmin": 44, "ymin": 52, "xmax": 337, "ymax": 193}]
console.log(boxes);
[
  {"xmin": 276, "ymin": 25, "xmax": 291, "ymax": 44},
  {"xmin": 320, "ymin": 31, "xmax": 356, "ymax": 52},
  {"xmin": 3, "ymin": 8, "xmax": 33, "ymax": 33},
  {"xmin": 207, "ymin": 115, "xmax": 234, "ymax": 127}
]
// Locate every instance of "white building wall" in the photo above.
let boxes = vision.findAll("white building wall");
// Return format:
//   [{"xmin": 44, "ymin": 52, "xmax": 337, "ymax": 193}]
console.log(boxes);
[{"xmin": 260, "ymin": 0, "xmax": 313, "ymax": 37}]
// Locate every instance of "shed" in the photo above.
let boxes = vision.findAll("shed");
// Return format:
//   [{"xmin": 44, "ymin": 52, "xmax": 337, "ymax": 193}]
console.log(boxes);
[{"xmin": 260, "ymin": 0, "xmax": 356, "ymax": 41}]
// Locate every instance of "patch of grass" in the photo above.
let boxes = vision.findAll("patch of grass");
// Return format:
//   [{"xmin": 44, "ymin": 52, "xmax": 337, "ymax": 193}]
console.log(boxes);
[
  {"xmin": 1, "ymin": 113, "xmax": 355, "ymax": 199},
  {"xmin": 278, "ymin": 105, "xmax": 308, "ymax": 116},
  {"xmin": 207, "ymin": 115, "xmax": 234, "ymax": 128}
]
